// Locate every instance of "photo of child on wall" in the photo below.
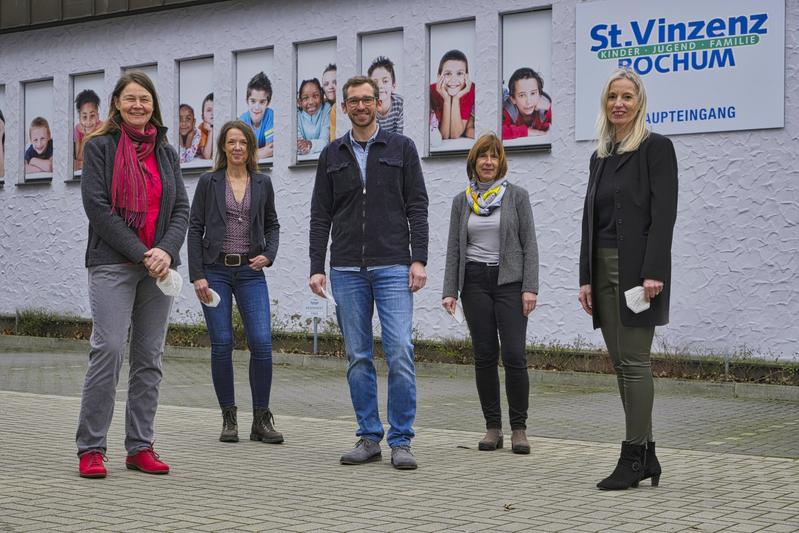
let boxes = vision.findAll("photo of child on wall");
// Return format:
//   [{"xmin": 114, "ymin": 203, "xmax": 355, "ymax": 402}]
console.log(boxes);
[
  {"xmin": 369, "ymin": 56, "xmax": 404, "ymax": 134},
  {"xmin": 322, "ymin": 64, "xmax": 336, "ymax": 141},
  {"xmin": 197, "ymin": 92, "xmax": 213, "ymax": 160},
  {"xmin": 502, "ymin": 67, "xmax": 551, "ymax": 140},
  {"xmin": 296, "ymin": 39, "xmax": 335, "ymax": 162},
  {"xmin": 501, "ymin": 9, "xmax": 552, "ymax": 148},
  {"xmin": 177, "ymin": 57, "xmax": 213, "ymax": 168},
  {"xmin": 239, "ymin": 72, "xmax": 275, "ymax": 160},
  {"xmin": 25, "ymin": 117, "xmax": 53, "ymax": 174},
  {"xmin": 73, "ymin": 89, "xmax": 103, "ymax": 171},
  {"xmin": 178, "ymin": 103, "xmax": 202, "ymax": 163},
  {"xmin": 430, "ymin": 49, "xmax": 475, "ymax": 142},
  {"xmin": 296, "ymin": 78, "xmax": 330, "ymax": 156}
]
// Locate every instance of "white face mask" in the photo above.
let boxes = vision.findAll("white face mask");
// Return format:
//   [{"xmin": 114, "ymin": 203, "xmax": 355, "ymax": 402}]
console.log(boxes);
[{"xmin": 155, "ymin": 269, "xmax": 183, "ymax": 297}]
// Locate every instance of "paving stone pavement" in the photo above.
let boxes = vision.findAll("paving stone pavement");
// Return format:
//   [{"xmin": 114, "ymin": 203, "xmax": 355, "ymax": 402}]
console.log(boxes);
[{"xmin": 0, "ymin": 350, "xmax": 798, "ymax": 532}]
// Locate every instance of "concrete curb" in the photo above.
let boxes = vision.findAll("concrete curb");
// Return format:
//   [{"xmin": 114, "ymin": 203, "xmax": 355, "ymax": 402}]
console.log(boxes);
[{"xmin": 2, "ymin": 334, "xmax": 796, "ymax": 402}]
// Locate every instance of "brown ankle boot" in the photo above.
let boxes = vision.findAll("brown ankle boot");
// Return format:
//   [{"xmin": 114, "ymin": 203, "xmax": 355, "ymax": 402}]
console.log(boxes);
[
  {"xmin": 478, "ymin": 428, "xmax": 503, "ymax": 451},
  {"xmin": 250, "ymin": 407, "xmax": 284, "ymax": 444},
  {"xmin": 219, "ymin": 405, "xmax": 239, "ymax": 442},
  {"xmin": 511, "ymin": 429, "xmax": 530, "ymax": 454}
]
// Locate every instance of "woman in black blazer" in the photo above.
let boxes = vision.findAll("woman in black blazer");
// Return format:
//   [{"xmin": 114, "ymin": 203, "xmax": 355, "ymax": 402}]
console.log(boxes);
[
  {"xmin": 188, "ymin": 120, "xmax": 282, "ymax": 445},
  {"xmin": 579, "ymin": 69, "xmax": 677, "ymax": 490}
]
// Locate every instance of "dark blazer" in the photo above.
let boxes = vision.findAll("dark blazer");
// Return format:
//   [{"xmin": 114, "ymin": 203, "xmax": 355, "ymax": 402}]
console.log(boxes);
[
  {"xmin": 187, "ymin": 169, "xmax": 280, "ymax": 282},
  {"xmin": 81, "ymin": 128, "xmax": 189, "ymax": 268},
  {"xmin": 579, "ymin": 132, "xmax": 678, "ymax": 328},
  {"xmin": 442, "ymin": 183, "xmax": 539, "ymax": 299}
]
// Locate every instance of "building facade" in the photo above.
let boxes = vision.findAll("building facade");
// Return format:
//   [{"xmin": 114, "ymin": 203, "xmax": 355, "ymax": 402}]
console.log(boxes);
[{"xmin": 0, "ymin": 0, "xmax": 796, "ymax": 359}]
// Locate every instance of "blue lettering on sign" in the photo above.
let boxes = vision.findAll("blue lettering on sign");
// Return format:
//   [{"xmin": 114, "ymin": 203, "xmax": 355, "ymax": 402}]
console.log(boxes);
[
  {"xmin": 646, "ymin": 106, "xmax": 737, "ymax": 124},
  {"xmin": 618, "ymin": 48, "xmax": 735, "ymax": 74},
  {"xmin": 589, "ymin": 12, "xmax": 769, "ymax": 51}
]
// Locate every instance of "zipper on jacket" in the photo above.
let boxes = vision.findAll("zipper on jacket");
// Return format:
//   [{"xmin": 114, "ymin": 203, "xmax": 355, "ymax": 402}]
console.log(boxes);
[
  {"xmin": 361, "ymin": 184, "xmax": 366, "ymax": 266},
  {"xmin": 344, "ymin": 141, "xmax": 369, "ymax": 268}
]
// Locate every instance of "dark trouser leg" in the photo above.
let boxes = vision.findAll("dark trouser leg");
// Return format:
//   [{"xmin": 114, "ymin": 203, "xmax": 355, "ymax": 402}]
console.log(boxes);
[
  {"xmin": 461, "ymin": 264, "xmax": 502, "ymax": 429},
  {"xmin": 595, "ymin": 248, "xmax": 655, "ymax": 446},
  {"xmin": 202, "ymin": 264, "xmax": 236, "ymax": 408},
  {"xmin": 493, "ymin": 280, "xmax": 529, "ymax": 430},
  {"xmin": 233, "ymin": 267, "xmax": 273, "ymax": 409}
]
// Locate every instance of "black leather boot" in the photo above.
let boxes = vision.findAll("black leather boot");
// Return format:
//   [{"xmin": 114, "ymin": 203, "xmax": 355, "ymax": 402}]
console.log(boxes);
[
  {"xmin": 219, "ymin": 405, "xmax": 238, "ymax": 442},
  {"xmin": 250, "ymin": 407, "xmax": 284, "ymax": 444},
  {"xmin": 642, "ymin": 441, "xmax": 661, "ymax": 486},
  {"xmin": 596, "ymin": 441, "xmax": 646, "ymax": 490}
]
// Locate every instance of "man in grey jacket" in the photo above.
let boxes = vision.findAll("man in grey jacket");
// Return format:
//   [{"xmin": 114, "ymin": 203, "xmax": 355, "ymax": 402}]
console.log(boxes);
[{"xmin": 309, "ymin": 76, "xmax": 429, "ymax": 470}]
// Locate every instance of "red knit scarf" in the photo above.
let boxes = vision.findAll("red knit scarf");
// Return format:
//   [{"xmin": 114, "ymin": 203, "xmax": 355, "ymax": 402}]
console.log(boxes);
[{"xmin": 110, "ymin": 121, "xmax": 158, "ymax": 228}]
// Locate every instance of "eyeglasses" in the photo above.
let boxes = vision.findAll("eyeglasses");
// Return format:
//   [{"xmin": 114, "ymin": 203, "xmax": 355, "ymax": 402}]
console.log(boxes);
[{"xmin": 346, "ymin": 96, "xmax": 377, "ymax": 107}]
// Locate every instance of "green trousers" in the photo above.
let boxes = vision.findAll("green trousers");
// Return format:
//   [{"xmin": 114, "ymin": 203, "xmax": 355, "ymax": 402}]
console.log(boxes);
[{"xmin": 595, "ymin": 248, "xmax": 655, "ymax": 446}]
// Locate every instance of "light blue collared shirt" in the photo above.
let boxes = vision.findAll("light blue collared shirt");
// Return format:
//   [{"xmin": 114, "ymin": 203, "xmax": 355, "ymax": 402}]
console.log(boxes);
[{"xmin": 348, "ymin": 125, "xmax": 380, "ymax": 184}]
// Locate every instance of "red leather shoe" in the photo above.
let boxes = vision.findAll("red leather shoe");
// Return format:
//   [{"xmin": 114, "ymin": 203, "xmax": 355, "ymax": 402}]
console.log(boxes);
[
  {"xmin": 125, "ymin": 447, "xmax": 170, "ymax": 475},
  {"xmin": 79, "ymin": 450, "xmax": 107, "ymax": 478}
]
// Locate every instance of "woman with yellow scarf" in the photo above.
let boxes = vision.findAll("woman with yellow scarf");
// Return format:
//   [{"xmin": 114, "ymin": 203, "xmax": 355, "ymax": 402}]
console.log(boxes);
[{"xmin": 442, "ymin": 133, "xmax": 539, "ymax": 454}]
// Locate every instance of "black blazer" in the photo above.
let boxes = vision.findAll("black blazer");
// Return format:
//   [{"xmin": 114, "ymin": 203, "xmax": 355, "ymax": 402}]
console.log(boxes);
[
  {"xmin": 187, "ymin": 169, "xmax": 280, "ymax": 282},
  {"xmin": 579, "ymin": 132, "xmax": 678, "ymax": 328}
]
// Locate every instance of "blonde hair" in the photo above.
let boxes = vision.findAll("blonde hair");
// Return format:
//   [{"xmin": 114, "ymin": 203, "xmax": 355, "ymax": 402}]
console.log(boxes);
[
  {"xmin": 595, "ymin": 68, "xmax": 649, "ymax": 158},
  {"xmin": 466, "ymin": 133, "xmax": 508, "ymax": 182}
]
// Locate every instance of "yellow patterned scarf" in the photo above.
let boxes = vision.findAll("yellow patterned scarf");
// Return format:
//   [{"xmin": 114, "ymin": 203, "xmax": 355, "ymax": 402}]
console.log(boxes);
[{"xmin": 466, "ymin": 180, "xmax": 508, "ymax": 216}]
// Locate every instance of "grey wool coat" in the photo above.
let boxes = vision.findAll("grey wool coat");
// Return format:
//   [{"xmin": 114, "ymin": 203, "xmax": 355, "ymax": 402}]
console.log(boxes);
[
  {"xmin": 81, "ymin": 128, "xmax": 190, "ymax": 268},
  {"xmin": 442, "ymin": 183, "xmax": 539, "ymax": 299}
]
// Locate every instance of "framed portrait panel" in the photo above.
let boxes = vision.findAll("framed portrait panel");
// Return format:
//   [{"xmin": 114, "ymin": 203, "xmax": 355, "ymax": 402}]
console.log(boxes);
[
  {"xmin": 23, "ymin": 80, "xmax": 55, "ymax": 181},
  {"xmin": 235, "ymin": 48, "xmax": 275, "ymax": 165},
  {"xmin": 71, "ymin": 72, "xmax": 105, "ymax": 177},
  {"xmin": 360, "ymin": 30, "xmax": 404, "ymax": 135},
  {"xmin": 0, "ymin": 85, "xmax": 6, "ymax": 181},
  {"xmin": 501, "ymin": 9, "xmax": 553, "ymax": 150},
  {"xmin": 177, "ymin": 57, "xmax": 214, "ymax": 169},
  {"xmin": 295, "ymin": 39, "xmax": 336, "ymax": 163},
  {"xmin": 122, "ymin": 64, "xmax": 158, "ymax": 91},
  {"xmin": 428, "ymin": 20, "xmax": 476, "ymax": 155}
]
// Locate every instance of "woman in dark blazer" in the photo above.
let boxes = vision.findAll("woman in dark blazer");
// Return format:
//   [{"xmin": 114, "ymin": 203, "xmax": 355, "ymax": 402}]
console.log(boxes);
[
  {"xmin": 579, "ymin": 68, "xmax": 678, "ymax": 490},
  {"xmin": 188, "ymin": 120, "xmax": 282, "ymax": 444},
  {"xmin": 443, "ymin": 133, "xmax": 539, "ymax": 454}
]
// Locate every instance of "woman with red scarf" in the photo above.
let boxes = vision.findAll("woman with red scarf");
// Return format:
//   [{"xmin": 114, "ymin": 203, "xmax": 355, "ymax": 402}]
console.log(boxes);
[{"xmin": 76, "ymin": 72, "xmax": 189, "ymax": 479}]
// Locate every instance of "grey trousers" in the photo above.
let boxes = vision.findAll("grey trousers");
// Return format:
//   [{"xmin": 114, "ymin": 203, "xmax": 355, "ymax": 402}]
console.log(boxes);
[
  {"xmin": 594, "ymin": 248, "xmax": 655, "ymax": 446},
  {"xmin": 76, "ymin": 264, "xmax": 173, "ymax": 455}
]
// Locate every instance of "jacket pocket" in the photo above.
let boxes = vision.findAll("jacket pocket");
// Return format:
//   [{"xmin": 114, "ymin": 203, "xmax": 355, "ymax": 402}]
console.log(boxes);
[
  {"xmin": 376, "ymin": 157, "xmax": 403, "ymax": 195},
  {"xmin": 329, "ymin": 161, "xmax": 361, "ymax": 196}
]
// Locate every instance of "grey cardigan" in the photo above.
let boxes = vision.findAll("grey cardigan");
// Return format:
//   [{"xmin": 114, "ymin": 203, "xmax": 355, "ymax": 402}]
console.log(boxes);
[
  {"xmin": 442, "ymin": 183, "xmax": 539, "ymax": 298},
  {"xmin": 81, "ymin": 129, "xmax": 190, "ymax": 268}
]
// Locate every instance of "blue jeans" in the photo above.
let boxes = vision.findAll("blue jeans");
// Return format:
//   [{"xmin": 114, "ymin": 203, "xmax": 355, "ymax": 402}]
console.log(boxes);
[
  {"xmin": 202, "ymin": 263, "xmax": 273, "ymax": 409},
  {"xmin": 330, "ymin": 266, "xmax": 416, "ymax": 447}
]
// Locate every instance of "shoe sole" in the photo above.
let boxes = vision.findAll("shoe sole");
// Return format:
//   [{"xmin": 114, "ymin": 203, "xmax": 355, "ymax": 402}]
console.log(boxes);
[
  {"xmin": 79, "ymin": 472, "xmax": 106, "ymax": 479},
  {"xmin": 391, "ymin": 462, "xmax": 418, "ymax": 470},
  {"xmin": 249, "ymin": 434, "xmax": 284, "ymax": 444},
  {"xmin": 125, "ymin": 464, "xmax": 169, "ymax": 475},
  {"xmin": 512, "ymin": 445, "xmax": 531, "ymax": 455},
  {"xmin": 340, "ymin": 453, "xmax": 382, "ymax": 465},
  {"xmin": 220, "ymin": 436, "xmax": 240, "ymax": 443}
]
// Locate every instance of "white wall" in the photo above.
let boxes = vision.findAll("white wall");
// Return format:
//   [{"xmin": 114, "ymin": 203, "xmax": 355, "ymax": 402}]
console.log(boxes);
[{"xmin": 0, "ymin": 0, "xmax": 796, "ymax": 359}]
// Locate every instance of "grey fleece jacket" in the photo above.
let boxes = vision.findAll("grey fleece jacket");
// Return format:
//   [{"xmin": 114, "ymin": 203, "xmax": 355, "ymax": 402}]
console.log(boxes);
[
  {"xmin": 81, "ymin": 129, "xmax": 190, "ymax": 268},
  {"xmin": 442, "ymin": 183, "xmax": 539, "ymax": 298}
]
